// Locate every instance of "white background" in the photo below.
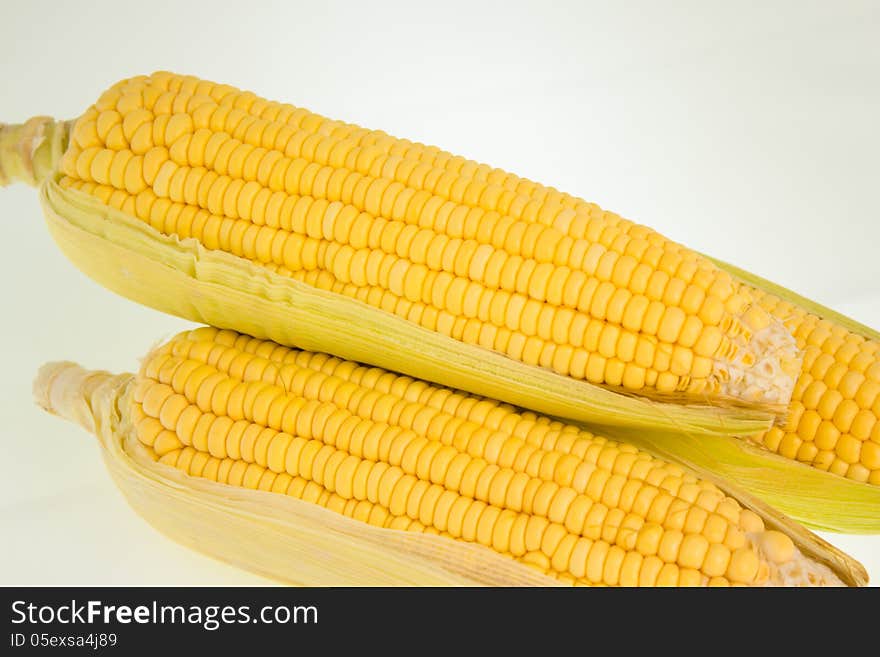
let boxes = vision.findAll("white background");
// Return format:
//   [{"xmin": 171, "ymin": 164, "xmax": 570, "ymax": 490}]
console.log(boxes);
[{"xmin": 1, "ymin": 0, "xmax": 877, "ymax": 585}]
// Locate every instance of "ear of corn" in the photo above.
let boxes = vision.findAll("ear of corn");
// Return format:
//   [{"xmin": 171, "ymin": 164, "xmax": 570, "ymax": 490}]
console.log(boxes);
[
  {"xmin": 3, "ymin": 72, "xmax": 879, "ymax": 532},
  {"xmin": 3, "ymin": 72, "xmax": 805, "ymax": 425},
  {"xmin": 33, "ymin": 328, "xmax": 865, "ymax": 586},
  {"xmin": 32, "ymin": 363, "xmax": 554, "ymax": 587}
]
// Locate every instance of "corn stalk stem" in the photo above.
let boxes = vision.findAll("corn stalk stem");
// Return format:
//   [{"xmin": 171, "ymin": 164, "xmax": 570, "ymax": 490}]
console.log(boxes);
[
  {"xmin": 33, "ymin": 362, "xmax": 131, "ymax": 445},
  {"xmin": 0, "ymin": 117, "xmax": 70, "ymax": 187}
]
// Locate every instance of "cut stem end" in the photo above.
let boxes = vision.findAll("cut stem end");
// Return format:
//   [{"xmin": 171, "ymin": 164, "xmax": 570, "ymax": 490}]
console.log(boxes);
[
  {"xmin": 0, "ymin": 116, "xmax": 70, "ymax": 187},
  {"xmin": 33, "ymin": 361, "xmax": 127, "ymax": 439}
]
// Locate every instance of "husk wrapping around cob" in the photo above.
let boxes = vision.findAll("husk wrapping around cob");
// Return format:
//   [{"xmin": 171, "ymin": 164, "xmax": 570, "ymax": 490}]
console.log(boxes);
[
  {"xmin": 33, "ymin": 362, "xmax": 559, "ymax": 586},
  {"xmin": 31, "ymin": 328, "xmax": 866, "ymax": 587}
]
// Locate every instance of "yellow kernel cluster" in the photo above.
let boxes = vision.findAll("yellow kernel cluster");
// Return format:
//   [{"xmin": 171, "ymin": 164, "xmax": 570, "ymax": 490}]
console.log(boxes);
[
  {"xmin": 131, "ymin": 327, "xmax": 798, "ymax": 586},
  {"xmin": 58, "ymin": 71, "xmax": 782, "ymax": 401},
  {"xmin": 750, "ymin": 289, "xmax": 880, "ymax": 484}
]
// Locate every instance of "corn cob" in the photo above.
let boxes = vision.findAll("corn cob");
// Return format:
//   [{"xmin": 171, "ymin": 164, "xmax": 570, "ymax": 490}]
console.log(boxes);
[
  {"xmin": 1, "ymin": 74, "xmax": 800, "ymax": 430},
  {"xmin": 33, "ymin": 327, "xmax": 865, "ymax": 586},
  {"xmin": 2, "ymin": 72, "xmax": 879, "ymax": 531}
]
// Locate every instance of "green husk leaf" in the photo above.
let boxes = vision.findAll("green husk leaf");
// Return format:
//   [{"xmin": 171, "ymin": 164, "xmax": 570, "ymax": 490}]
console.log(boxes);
[{"xmin": 39, "ymin": 179, "xmax": 775, "ymax": 439}]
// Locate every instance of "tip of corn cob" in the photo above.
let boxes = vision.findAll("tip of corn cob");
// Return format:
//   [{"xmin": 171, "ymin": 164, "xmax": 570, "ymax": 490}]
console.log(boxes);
[
  {"xmin": 747, "ymin": 529, "xmax": 841, "ymax": 586},
  {"xmin": 33, "ymin": 360, "xmax": 131, "ymax": 439},
  {"xmin": 713, "ymin": 307, "xmax": 802, "ymax": 408}
]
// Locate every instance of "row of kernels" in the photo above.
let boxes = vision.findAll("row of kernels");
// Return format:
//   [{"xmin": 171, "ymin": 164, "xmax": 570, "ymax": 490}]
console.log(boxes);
[
  {"xmin": 137, "ymin": 73, "xmax": 592, "ymax": 208},
  {"xmin": 99, "ymin": 80, "xmax": 591, "ymax": 231},
  {"xmin": 86, "ymin": 182, "xmax": 712, "ymax": 391},
  {"xmin": 141, "ymin": 357, "xmax": 641, "ymax": 514},
  {"xmin": 96, "ymin": 72, "xmax": 734, "ymax": 309},
  {"xmin": 174, "ymin": 330, "xmax": 713, "ymax": 493},
  {"xmin": 61, "ymin": 175, "xmax": 746, "ymax": 404},
  {"xmin": 748, "ymin": 287, "xmax": 880, "ymax": 481},
  {"xmin": 307, "ymin": 271, "xmax": 696, "ymax": 392},
  {"xmin": 150, "ymin": 430, "xmax": 570, "ymax": 568},
  {"xmin": 110, "ymin": 75, "xmax": 709, "ymax": 284},
  {"xmin": 758, "ymin": 427, "xmax": 879, "ymax": 482},
  {"xmin": 150, "ymin": 441, "xmax": 689, "ymax": 586},
  {"xmin": 65, "ymin": 108, "xmax": 741, "ymax": 347},
  {"xmin": 293, "ymin": 262, "xmax": 703, "ymax": 383},
  {"xmin": 90, "ymin": 92, "xmax": 570, "ymax": 237},
  {"xmin": 152, "ymin": 445, "xmax": 621, "ymax": 585},
  {"xmin": 164, "ymin": 341, "xmax": 583, "ymax": 469},
  {"xmin": 173, "ymin": 334, "xmax": 690, "ymax": 490},
  {"xmin": 143, "ymin": 335, "xmax": 727, "ymax": 528},
  {"xmin": 117, "ymin": 152, "xmax": 727, "ymax": 340},
  {"xmin": 149, "ymin": 442, "xmax": 730, "ymax": 588},
  {"xmin": 276, "ymin": 346, "xmax": 674, "ymax": 485},
  {"xmin": 310, "ymin": 271, "xmax": 694, "ymax": 390},
  {"xmin": 59, "ymin": 148, "xmax": 147, "ymax": 195},
  {"xmin": 62, "ymin": 159, "xmax": 730, "ymax": 367},
  {"xmin": 84, "ymin": 210, "xmax": 679, "ymax": 394},
  {"xmin": 137, "ymin": 387, "xmax": 719, "ymax": 544}
]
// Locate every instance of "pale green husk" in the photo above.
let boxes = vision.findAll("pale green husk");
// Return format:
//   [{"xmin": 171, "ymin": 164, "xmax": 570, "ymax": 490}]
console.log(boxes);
[{"xmin": 0, "ymin": 118, "xmax": 70, "ymax": 187}]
